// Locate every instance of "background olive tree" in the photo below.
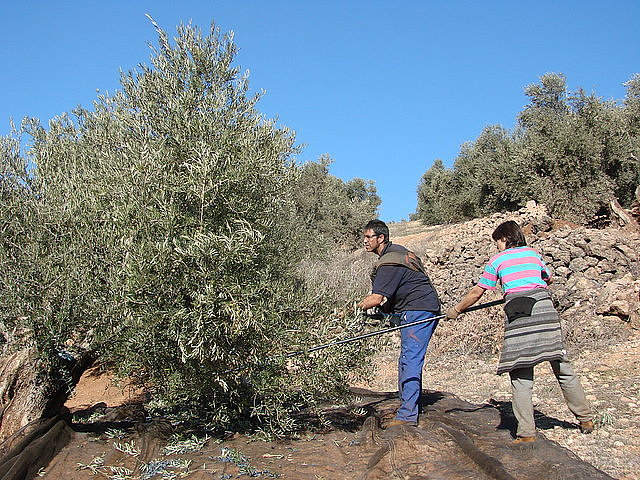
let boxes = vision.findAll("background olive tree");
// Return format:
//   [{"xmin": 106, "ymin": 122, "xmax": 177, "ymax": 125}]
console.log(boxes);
[
  {"xmin": 292, "ymin": 154, "xmax": 380, "ymax": 253},
  {"xmin": 415, "ymin": 73, "xmax": 640, "ymax": 225},
  {"xmin": 0, "ymin": 20, "xmax": 378, "ymax": 436}
]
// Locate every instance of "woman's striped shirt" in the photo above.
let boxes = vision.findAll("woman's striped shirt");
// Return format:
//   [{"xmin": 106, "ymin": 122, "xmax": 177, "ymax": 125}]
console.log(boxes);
[{"xmin": 478, "ymin": 246, "xmax": 551, "ymax": 294}]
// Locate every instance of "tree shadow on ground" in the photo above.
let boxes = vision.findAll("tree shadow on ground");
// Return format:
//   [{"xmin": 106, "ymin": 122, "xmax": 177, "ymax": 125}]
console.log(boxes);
[{"xmin": 294, "ymin": 388, "xmax": 447, "ymax": 434}]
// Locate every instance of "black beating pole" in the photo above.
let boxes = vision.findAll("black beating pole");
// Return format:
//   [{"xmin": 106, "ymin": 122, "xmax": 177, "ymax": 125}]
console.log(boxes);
[
  {"xmin": 218, "ymin": 298, "xmax": 504, "ymax": 375},
  {"xmin": 284, "ymin": 298, "xmax": 505, "ymax": 358}
]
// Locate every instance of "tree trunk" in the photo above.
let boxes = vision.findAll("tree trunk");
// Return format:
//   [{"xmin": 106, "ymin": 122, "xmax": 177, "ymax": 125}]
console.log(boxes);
[
  {"xmin": 0, "ymin": 347, "xmax": 93, "ymax": 442},
  {"xmin": 631, "ymin": 186, "xmax": 640, "ymax": 224},
  {"xmin": 610, "ymin": 198, "xmax": 637, "ymax": 228}
]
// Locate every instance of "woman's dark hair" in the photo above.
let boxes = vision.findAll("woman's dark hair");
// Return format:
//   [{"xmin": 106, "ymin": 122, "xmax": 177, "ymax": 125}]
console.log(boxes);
[
  {"xmin": 491, "ymin": 220, "xmax": 526, "ymax": 248},
  {"xmin": 364, "ymin": 219, "xmax": 389, "ymax": 243}
]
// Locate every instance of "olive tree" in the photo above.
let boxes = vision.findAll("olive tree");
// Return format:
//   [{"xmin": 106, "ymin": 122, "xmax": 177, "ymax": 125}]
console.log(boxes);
[
  {"xmin": 414, "ymin": 159, "xmax": 457, "ymax": 224},
  {"xmin": 1, "ymin": 20, "xmax": 375, "ymax": 436},
  {"xmin": 292, "ymin": 154, "xmax": 381, "ymax": 253}
]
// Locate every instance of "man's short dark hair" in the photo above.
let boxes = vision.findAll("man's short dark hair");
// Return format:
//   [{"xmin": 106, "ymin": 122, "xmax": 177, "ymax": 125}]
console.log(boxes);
[
  {"xmin": 364, "ymin": 219, "xmax": 389, "ymax": 243},
  {"xmin": 492, "ymin": 220, "xmax": 526, "ymax": 248}
]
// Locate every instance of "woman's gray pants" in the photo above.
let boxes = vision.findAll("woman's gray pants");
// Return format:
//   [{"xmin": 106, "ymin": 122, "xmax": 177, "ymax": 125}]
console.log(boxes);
[{"xmin": 508, "ymin": 356, "xmax": 592, "ymax": 438}]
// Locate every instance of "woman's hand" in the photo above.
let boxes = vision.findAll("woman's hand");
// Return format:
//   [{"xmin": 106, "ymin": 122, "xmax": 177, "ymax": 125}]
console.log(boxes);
[{"xmin": 445, "ymin": 307, "xmax": 461, "ymax": 320}]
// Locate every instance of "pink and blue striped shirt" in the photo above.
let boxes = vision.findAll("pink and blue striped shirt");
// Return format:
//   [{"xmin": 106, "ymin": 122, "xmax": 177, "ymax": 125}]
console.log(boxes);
[{"xmin": 478, "ymin": 246, "xmax": 551, "ymax": 294}]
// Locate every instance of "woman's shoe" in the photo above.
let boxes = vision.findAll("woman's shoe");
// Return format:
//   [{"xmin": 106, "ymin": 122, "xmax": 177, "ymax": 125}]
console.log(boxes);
[{"xmin": 579, "ymin": 420, "xmax": 594, "ymax": 434}]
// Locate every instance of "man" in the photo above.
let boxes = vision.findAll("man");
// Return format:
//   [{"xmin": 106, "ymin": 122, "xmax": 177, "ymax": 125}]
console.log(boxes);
[{"xmin": 357, "ymin": 219, "xmax": 441, "ymax": 427}]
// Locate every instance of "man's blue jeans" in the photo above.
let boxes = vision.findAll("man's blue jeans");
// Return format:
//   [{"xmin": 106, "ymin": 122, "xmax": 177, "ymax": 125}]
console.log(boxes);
[{"xmin": 395, "ymin": 310, "xmax": 439, "ymax": 423}]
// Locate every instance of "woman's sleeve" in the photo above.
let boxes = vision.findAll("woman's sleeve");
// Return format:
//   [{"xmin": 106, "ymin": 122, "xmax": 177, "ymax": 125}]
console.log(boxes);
[
  {"xmin": 540, "ymin": 255, "xmax": 552, "ymax": 281},
  {"xmin": 477, "ymin": 262, "xmax": 498, "ymax": 290}
]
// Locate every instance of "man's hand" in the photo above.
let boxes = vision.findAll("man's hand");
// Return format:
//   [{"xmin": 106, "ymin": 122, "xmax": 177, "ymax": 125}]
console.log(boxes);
[
  {"xmin": 358, "ymin": 293, "xmax": 385, "ymax": 311},
  {"xmin": 353, "ymin": 304, "xmax": 383, "ymax": 319},
  {"xmin": 445, "ymin": 306, "xmax": 461, "ymax": 320}
]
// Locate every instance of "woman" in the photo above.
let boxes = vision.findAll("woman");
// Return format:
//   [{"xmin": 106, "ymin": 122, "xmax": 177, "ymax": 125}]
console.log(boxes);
[{"xmin": 446, "ymin": 220, "xmax": 594, "ymax": 444}]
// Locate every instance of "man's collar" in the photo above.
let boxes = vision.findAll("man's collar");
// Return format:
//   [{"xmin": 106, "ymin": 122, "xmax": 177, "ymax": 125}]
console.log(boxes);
[{"xmin": 377, "ymin": 241, "xmax": 392, "ymax": 257}]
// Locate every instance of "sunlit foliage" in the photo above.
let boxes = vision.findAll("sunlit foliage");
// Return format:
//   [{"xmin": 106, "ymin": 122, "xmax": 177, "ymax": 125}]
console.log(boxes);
[{"xmin": 0, "ymin": 20, "xmax": 376, "ymax": 433}]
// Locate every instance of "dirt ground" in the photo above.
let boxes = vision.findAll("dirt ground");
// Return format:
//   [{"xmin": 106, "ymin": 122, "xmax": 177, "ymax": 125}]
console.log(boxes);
[
  {"xmin": 32, "ymin": 328, "xmax": 635, "ymax": 480},
  {"xmin": 65, "ymin": 365, "xmax": 147, "ymax": 412}
]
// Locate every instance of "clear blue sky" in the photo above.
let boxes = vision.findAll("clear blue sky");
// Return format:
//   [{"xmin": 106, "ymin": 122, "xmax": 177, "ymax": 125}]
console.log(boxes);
[{"xmin": 1, "ymin": 1, "xmax": 638, "ymax": 221}]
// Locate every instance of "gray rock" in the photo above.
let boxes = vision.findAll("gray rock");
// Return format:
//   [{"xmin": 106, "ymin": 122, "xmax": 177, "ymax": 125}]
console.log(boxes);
[
  {"xmin": 569, "ymin": 257, "xmax": 589, "ymax": 273},
  {"xmin": 597, "ymin": 259, "xmax": 617, "ymax": 273}
]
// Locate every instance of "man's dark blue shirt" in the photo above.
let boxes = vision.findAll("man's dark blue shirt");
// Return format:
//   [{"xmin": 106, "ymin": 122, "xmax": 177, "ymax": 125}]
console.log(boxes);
[{"xmin": 371, "ymin": 244, "xmax": 440, "ymax": 313}]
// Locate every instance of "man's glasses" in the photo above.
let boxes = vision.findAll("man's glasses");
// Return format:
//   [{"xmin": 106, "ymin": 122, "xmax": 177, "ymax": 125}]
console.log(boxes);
[{"xmin": 364, "ymin": 234, "xmax": 381, "ymax": 239}]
